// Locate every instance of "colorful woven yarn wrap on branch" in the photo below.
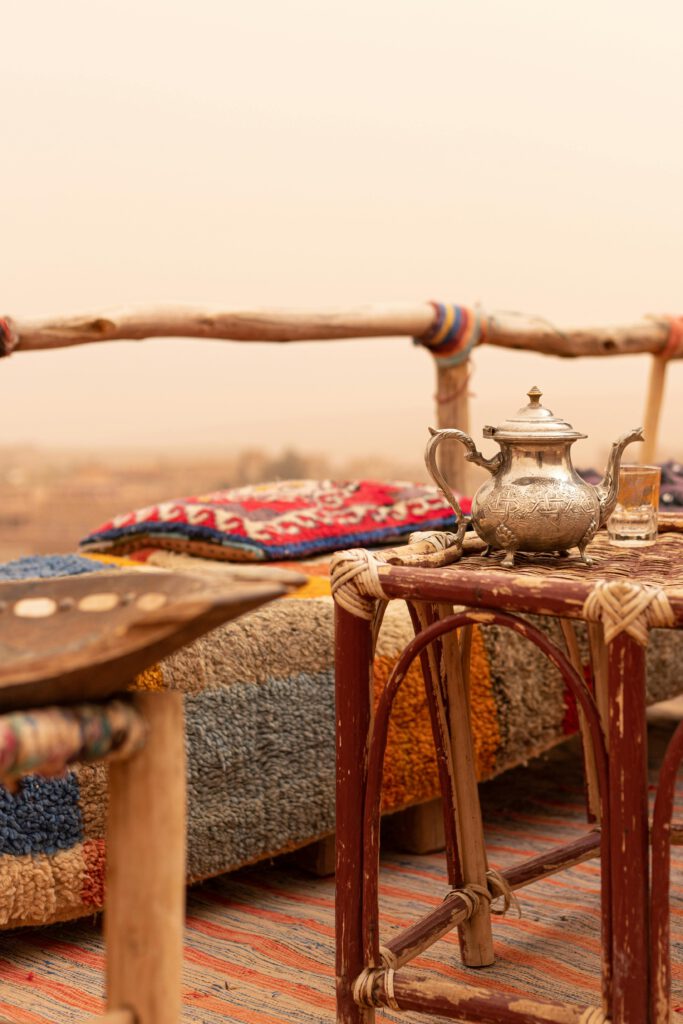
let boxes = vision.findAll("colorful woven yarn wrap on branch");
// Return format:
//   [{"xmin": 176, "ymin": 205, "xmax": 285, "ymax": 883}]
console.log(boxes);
[
  {"xmin": 413, "ymin": 302, "xmax": 486, "ymax": 367},
  {"xmin": 661, "ymin": 315, "xmax": 683, "ymax": 360},
  {"xmin": 0, "ymin": 317, "xmax": 18, "ymax": 358},
  {"xmin": 0, "ymin": 699, "xmax": 147, "ymax": 791}
]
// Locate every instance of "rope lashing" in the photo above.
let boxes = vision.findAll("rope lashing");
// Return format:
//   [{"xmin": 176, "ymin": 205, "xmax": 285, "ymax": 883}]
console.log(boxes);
[
  {"xmin": 413, "ymin": 302, "xmax": 486, "ymax": 367},
  {"xmin": 354, "ymin": 871, "xmax": 521, "ymax": 1011},
  {"xmin": 330, "ymin": 548, "xmax": 389, "ymax": 620},
  {"xmin": 379, "ymin": 945, "xmax": 398, "ymax": 970},
  {"xmin": 353, "ymin": 964, "xmax": 402, "ymax": 1011},
  {"xmin": 353, "ymin": 966, "xmax": 393, "ymax": 1009},
  {"xmin": 486, "ymin": 867, "xmax": 521, "ymax": 917},
  {"xmin": 443, "ymin": 881, "xmax": 489, "ymax": 915},
  {"xmin": 578, "ymin": 1009, "xmax": 610, "ymax": 1024},
  {"xmin": 0, "ymin": 317, "xmax": 18, "ymax": 358},
  {"xmin": 408, "ymin": 530, "xmax": 457, "ymax": 551},
  {"xmin": 660, "ymin": 315, "xmax": 683, "ymax": 360},
  {"xmin": 583, "ymin": 579, "xmax": 675, "ymax": 646},
  {"xmin": 0, "ymin": 699, "xmax": 147, "ymax": 791},
  {"xmin": 384, "ymin": 968, "xmax": 400, "ymax": 1011},
  {"xmin": 378, "ymin": 948, "xmax": 401, "ymax": 1009},
  {"xmin": 443, "ymin": 868, "xmax": 521, "ymax": 920},
  {"xmin": 331, "ymin": 533, "xmax": 464, "ymax": 589}
]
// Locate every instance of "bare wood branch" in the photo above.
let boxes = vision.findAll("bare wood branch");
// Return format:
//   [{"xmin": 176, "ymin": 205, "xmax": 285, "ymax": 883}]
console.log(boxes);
[
  {"xmin": 12, "ymin": 304, "xmax": 435, "ymax": 352},
  {"xmin": 484, "ymin": 309, "xmax": 673, "ymax": 358},
  {"xmin": 435, "ymin": 362, "xmax": 471, "ymax": 495},
  {"xmin": 7, "ymin": 304, "xmax": 680, "ymax": 358},
  {"xmin": 438, "ymin": 602, "xmax": 494, "ymax": 967},
  {"xmin": 641, "ymin": 355, "xmax": 669, "ymax": 464}
]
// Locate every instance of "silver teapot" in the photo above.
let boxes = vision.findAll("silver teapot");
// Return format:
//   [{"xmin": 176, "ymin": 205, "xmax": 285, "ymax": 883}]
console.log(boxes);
[{"xmin": 426, "ymin": 386, "xmax": 643, "ymax": 567}]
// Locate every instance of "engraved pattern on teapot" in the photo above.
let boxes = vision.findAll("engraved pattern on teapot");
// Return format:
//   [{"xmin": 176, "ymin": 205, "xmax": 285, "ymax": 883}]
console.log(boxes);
[
  {"xmin": 474, "ymin": 479, "xmax": 599, "ymax": 554},
  {"xmin": 480, "ymin": 482, "xmax": 595, "ymax": 521}
]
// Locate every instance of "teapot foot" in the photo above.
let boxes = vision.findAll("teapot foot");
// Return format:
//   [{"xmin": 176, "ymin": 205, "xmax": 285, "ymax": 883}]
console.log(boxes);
[
  {"xmin": 577, "ymin": 545, "xmax": 593, "ymax": 566},
  {"xmin": 500, "ymin": 549, "xmax": 517, "ymax": 569}
]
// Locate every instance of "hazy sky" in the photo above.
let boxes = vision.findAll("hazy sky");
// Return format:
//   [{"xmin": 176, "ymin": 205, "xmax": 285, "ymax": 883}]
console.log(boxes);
[{"xmin": 1, "ymin": 1, "xmax": 681, "ymax": 467}]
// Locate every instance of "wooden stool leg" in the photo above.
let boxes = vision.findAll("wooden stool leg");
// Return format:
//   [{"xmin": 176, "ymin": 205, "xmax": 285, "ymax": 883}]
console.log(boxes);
[
  {"xmin": 335, "ymin": 605, "xmax": 375, "ymax": 1024},
  {"xmin": 105, "ymin": 690, "xmax": 186, "ymax": 1024},
  {"xmin": 440, "ymin": 609, "xmax": 494, "ymax": 967}
]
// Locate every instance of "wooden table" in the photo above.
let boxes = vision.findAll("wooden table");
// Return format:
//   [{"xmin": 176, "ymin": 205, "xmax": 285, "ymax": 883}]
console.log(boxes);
[
  {"xmin": 332, "ymin": 531, "xmax": 683, "ymax": 1024},
  {"xmin": 0, "ymin": 568, "xmax": 298, "ymax": 1024}
]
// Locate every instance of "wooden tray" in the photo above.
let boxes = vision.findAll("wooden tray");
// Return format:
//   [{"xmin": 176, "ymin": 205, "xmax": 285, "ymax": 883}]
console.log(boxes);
[{"xmin": 0, "ymin": 570, "xmax": 292, "ymax": 710}]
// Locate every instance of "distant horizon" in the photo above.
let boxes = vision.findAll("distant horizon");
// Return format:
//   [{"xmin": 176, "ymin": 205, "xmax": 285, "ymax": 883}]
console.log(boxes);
[{"xmin": 0, "ymin": 431, "xmax": 663, "ymax": 477}]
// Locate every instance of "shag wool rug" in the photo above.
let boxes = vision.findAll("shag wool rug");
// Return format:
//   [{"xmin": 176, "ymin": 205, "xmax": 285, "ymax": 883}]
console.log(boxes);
[
  {"xmin": 0, "ymin": 725, "xmax": 681, "ymax": 1022},
  {"xmin": 2, "ymin": 550, "xmax": 683, "ymax": 932}
]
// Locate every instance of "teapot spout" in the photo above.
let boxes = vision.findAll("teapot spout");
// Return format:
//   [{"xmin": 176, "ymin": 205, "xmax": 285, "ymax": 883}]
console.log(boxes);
[{"xmin": 595, "ymin": 427, "xmax": 645, "ymax": 527}]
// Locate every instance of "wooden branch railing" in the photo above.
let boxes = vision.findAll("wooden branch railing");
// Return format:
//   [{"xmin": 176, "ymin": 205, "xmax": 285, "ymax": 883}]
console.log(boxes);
[
  {"xmin": 4, "ymin": 304, "xmax": 680, "ymax": 357},
  {"xmin": 3, "ymin": 302, "xmax": 681, "ymax": 493}
]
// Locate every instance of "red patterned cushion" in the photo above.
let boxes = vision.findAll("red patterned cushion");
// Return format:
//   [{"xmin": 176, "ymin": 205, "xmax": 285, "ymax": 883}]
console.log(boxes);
[{"xmin": 81, "ymin": 479, "xmax": 469, "ymax": 562}]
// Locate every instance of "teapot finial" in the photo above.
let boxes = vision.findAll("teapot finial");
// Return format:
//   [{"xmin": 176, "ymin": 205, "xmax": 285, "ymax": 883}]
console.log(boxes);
[{"xmin": 527, "ymin": 386, "xmax": 542, "ymax": 406}]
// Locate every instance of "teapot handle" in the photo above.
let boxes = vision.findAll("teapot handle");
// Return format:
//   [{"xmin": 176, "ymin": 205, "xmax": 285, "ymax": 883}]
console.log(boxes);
[{"xmin": 425, "ymin": 427, "xmax": 499, "ymax": 538}]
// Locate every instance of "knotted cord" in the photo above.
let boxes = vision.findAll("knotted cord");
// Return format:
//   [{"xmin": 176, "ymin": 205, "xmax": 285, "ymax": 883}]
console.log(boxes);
[
  {"xmin": 444, "ymin": 868, "xmax": 521, "ymax": 919},
  {"xmin": 413, "ymin": 302, "xmax": 486, "ymax": 367},
  {"xmin": 354, "ymin": 870, "xmax": 520, "ymax": 1011}
]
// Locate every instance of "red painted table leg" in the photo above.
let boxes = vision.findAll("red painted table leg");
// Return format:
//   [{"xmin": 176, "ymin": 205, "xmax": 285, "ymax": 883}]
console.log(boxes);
[
  {"xmin": 651, "ymin": 718, "xmax": 683, "ymax": 1023},
  {"xmin": 608, "ymin": 633, "xmax": 649, "ymax": 1024},
  {"xmin": 335, "ymin": 604, "xmax": 375, "ymax": 1024}
]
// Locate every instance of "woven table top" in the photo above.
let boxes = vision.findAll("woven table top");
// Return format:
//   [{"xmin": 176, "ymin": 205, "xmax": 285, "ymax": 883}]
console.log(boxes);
[
  {"xmin": 451, "ymin": 530, "xmax": 683, "ymax": 591},
  {"xmin": 371, "ymin": 523, "xmax": 683, "ymax": 625}
]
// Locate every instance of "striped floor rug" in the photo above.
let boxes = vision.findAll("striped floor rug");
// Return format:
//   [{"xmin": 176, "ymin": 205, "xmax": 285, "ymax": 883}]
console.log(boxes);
[{"xmin": 0, "ymin": 719, "xmax": 682, "ymax": 1023}]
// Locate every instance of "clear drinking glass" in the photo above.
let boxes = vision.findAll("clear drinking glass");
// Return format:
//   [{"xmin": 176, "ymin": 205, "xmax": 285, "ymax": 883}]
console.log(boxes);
[{"xmin": 607, "ymin": 464, "xmax": 661, "ymax": 547}]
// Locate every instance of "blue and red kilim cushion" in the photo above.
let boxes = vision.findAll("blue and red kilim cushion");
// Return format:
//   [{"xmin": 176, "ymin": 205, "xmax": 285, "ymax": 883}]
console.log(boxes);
[{"xmin": 81, "ymin": 479, "xmax": 470, "ymax": 562}]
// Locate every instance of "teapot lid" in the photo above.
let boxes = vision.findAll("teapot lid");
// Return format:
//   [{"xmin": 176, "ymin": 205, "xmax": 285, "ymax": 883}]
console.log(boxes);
[{"xmin": 483, "ymin": 386, "xmax": 587, "ymax": 443}]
